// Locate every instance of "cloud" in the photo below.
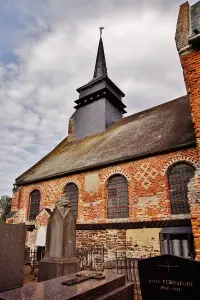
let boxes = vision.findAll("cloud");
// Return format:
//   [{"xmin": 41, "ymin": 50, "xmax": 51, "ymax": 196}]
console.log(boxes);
[{"xmin": 0, "ymin": 0, "xmax": 197, "ymax": 195}]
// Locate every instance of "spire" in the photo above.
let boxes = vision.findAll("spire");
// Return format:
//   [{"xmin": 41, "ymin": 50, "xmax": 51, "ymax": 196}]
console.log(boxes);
[{"xmin": 93, "ymin": 27, "xmax": 107, "ymax": 79}]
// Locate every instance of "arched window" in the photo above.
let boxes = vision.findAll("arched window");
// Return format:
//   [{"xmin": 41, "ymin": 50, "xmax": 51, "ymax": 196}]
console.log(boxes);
[
  {"xmin": 168, "ymin": 162, "xmax": 195, "ymax": 214},
  {"xmin": 107, "ymin": 175, "xmax": 129, "ymax": 219},
  {"xmin": 29, "ymin": 190, "xmax": 41, "ymax": 220},
  {"xmin": 65, "ymin": 183, "xmax": 78, "ymax": 218}
]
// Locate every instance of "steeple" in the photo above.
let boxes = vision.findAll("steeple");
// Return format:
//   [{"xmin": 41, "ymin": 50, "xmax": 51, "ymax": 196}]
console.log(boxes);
[
  {"xmin": 93, "ymin": 37, "xmax": 107, "ymax": 79},
  {"xmin": 69, "ymin": 29, "xmax": 126, "ymax": 140}
]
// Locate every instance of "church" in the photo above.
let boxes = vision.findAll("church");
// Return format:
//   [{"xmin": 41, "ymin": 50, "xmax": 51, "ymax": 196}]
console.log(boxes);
[{"xmin": 7, "ymin": 1, "xmax": 200, "ymax": 262}]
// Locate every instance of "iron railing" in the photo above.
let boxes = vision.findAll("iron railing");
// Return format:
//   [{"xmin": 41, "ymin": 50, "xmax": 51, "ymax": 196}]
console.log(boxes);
[{"xmin": 76, "ymin": 245, "xmax": 105, "ymax": 271}]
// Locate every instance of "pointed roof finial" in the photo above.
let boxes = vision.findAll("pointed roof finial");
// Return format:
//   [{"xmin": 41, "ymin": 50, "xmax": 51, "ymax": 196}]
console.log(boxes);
[
  {"xmin": 93, "ymin": 27, "xmax": 107, "ymax": 79},
  {"xmin": 99, "ymin": 26, "xmax": 104, "ymax": 38}
]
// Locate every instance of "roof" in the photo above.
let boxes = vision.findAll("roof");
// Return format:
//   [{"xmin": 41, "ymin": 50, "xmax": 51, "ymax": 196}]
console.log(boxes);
[
  {"xmin": 16, "ymin": 95, "xmax": 196, "ymax": 185},
  {"xmin": 93, "ymin": 37, "xmax": 107, "ymax": 79},
  {"xmin": 76, "ymin": 219, "xmax": 192, "ymax": 230},
  {"xmin": 76, "ymin": 36, "xmax": 125, "ymax": 97},
  {"xmin": 76, "ymin": 75, "xmax": 125, "ymax": 97}
]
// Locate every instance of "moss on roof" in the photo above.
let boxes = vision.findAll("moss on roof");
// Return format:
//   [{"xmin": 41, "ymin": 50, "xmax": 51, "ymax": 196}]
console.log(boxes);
[{"xmin": 16, "ymin": 95, "xmax": 196, "ymax": 185}]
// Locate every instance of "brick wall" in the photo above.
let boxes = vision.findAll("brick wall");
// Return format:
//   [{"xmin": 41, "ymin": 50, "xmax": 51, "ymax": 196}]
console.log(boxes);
[
  {"xmin": 77, "ymin": 228, "xmax": 161, "ymax": 261},
  {"xmin": 11, "ymin": 147, "xmax": 198, "ymax": 255},
  {"xmin": 12, "ymin": 147, "xmax": 198, "ymax": 224},
  {"xmin": 179, "ymin": 50, "xmax": 200, "ymax": 259}
]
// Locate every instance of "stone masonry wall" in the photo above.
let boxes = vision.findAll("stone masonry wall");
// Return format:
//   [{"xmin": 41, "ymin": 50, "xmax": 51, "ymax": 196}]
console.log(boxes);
[{"xmin": 77, "ymin": 228, "xmax": 161, "ymax": 261}]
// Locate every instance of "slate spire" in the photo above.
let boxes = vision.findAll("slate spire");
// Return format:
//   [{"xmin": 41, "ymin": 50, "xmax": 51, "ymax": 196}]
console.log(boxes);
[{"xmin": 93, "ymin": 36, "xmax": 107, "ymax": 79}]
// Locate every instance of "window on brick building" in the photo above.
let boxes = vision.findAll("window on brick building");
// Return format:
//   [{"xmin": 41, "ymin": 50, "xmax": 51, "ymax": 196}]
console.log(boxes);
[
  {"xmin": 107, "ymin": 175, "xmax": 129, "ymax": 219},
  {"xmin": 168, "ymin": 162, "xmax": 195, "ymax": 214},
  {"xmin": 29, "ymin": 190, "xmax": 41, "ymax": 220},
  {"xmin": 64, "ymin": 183, "xmax": 78, "ymax": 218}
]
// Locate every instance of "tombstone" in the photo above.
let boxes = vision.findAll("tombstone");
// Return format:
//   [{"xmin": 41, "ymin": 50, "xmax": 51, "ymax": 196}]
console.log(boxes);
[
  {"xmin": 24, "ymin": 246, "xmax": 30, "ymax": 264},
  {"xmin": 38, "ymin": 194, "xmax": 80, "ymax": 282},
  {"xmin": 0, "ymin": 271, "xmax": 134, "ymax": 300},
  {"xmin": 0, "ymin": 224, "xmax": 26, "ymax": 292},
  {"xmin": 138, "ymin": 254, "xmax": 200, "ymax": 300}
]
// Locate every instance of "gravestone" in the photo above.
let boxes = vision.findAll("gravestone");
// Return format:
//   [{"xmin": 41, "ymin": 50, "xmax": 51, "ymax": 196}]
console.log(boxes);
[
  {"xmin": 138, "ymin": 254, "xmax": 200, "ymax": 300},
  {"xmin": 0, "ymin": 224, "xmax": 26, "ymax": 292},
  {"xmin": 38, "ymin": 194, "xmax": 80, "ymax": 282},
  {"xmin": 0, "ymin": 271, "xmax": 134, "ymax": 300}
]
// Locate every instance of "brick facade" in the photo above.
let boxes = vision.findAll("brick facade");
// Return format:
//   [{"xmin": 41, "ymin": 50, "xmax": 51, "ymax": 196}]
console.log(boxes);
[
  {"xmin": 179, "ymin": 51, "xmax": 200, "ymax": 260},
  {"xmin": 11, "ymin": 147, "xmax": 198, "ymax": 258}
]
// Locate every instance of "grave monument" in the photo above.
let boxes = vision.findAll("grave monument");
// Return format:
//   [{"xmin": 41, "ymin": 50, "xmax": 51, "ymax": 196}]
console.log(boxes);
[
  {"xmin": 138, "ymin": 254, "xmax": 200, "ymax": 300},
  {"xmin": 0, "ymin": 224, "xmax": 26, "ymax": 292},
  {"xmin": 38, "ymin": 193, "xmax": 80, "ymax": 281}
]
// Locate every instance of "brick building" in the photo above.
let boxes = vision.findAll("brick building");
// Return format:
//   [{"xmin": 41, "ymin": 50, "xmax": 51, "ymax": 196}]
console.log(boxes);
[{"xmin": 7, "ymin": 1, "xmax": 200, "ymax": 261}]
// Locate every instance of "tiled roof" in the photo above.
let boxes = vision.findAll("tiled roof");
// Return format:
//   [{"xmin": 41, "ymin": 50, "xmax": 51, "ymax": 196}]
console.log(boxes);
[{"xmin": 16, "ymin": 95, "xmax": 196, "ymax": 185}]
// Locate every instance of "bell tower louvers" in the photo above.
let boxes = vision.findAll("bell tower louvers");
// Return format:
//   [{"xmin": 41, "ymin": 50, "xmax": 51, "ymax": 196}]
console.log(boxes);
[{"xmin": 68, "ymin": 33, "xmax": 126, "ymax": 140}]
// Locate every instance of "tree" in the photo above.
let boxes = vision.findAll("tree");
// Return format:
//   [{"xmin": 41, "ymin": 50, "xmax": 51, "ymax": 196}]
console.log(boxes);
[{"xmin": 0, "ymin": 195, "xmax": 12, "ymax": 223}]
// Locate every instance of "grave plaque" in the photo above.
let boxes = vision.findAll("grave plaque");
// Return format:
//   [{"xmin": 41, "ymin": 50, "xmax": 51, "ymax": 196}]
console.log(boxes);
[
  {"xmin": 0, "ymin": 224, "xmax": 26, "ymax": 292},
  {"xmin": 138, "ymin": 254, "xmax": 200, "ymax": 300}
]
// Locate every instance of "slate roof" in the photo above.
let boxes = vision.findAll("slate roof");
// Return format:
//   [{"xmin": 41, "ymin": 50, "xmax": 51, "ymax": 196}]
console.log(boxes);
[
  {"xmin": 93, "ymin": 37, "xmax": 107, "ymax": 79},
  {"xmin": 16, "ymin": 95, "xmax": 196, "ymax": 185}
]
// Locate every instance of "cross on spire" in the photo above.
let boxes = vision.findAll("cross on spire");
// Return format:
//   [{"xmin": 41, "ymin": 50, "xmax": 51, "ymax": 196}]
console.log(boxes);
[
  {"xmin": 93, "ymin": 27, "xmax": 107, "ymax": 79},
  {"xmin": 99, "ymin": 26, "xmax": 104, "ymax": 37}
]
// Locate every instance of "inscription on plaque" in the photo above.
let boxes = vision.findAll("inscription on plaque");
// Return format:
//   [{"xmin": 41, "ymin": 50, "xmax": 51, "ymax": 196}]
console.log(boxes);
[{"xmin": 138, "ymin": 254, "xmax": 200, "ymax": 300}]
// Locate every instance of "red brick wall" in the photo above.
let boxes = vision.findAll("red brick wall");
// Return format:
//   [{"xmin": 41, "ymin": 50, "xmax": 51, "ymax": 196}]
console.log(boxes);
[
  {"xmin": 11, "ymin": 146, "xmax": 198, "ymax": 256},
  {"xmin": 12, "ymin": 147, "xmax": 198, "ymax": 224},
  {"xmin": 180, "ymin": 50, "xmax": 200, "ymax": 259}
]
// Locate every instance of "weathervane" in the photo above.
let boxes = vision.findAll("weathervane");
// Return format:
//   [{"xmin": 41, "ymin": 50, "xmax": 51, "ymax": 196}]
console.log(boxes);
[{"xmin": 99, "ymin": 26, "xmax": 104, "ymax": 37}]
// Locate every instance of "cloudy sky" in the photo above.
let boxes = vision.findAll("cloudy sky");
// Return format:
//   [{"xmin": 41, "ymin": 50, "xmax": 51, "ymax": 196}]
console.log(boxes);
[{"xmin": 0, "ymin": 0, "xmax": 197, "ymax": 196}]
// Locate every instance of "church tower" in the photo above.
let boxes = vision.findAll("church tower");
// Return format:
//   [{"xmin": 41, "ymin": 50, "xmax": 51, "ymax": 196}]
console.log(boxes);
[{"xmin": 68, "ymin": 29, "xmax": 126, "ymax": 140}]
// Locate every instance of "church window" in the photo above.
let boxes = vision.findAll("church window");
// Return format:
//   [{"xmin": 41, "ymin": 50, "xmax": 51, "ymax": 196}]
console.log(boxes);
[
  {"xmin": 168, "ymin": 162, "xmax": 195, "ymax": 214},
  {"xmin": 65, "ymin": 183, "xmax": 78, "ymax": 218},
  {"xmin": 29, "ymin": 190, "xmax": 41, "ymax": 220},
  {"xmin": 107, "ymin": 175, "xmax": 129, "ymax": 219}
]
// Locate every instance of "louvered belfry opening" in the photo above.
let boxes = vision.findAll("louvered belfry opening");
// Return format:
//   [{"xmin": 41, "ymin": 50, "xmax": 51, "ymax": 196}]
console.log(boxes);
[
  {"xmin": 65, "ymin": 183, "xmax": 78, "ymax": 218},
  {"xmin": 107, "ymin": 175, "xmax": 129, "ymax": 219},
  {"xmin": 168, "ymin": 162, "xmax": 195, "ymax": 214},
  {"xmin": 29, "ymin": 190, "xmax": 41, "ymax": 220}
]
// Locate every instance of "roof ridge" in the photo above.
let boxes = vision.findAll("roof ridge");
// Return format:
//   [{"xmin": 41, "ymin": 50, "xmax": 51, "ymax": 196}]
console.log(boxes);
[{"xmin": 15, "ymin": 94, "xmax": 193, "ymax": 185}]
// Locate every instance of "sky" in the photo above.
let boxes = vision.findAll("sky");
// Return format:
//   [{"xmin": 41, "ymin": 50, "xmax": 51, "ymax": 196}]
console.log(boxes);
[{"xmin": 0, "ymin": 0, "xmax": 197, "ymax": 196}]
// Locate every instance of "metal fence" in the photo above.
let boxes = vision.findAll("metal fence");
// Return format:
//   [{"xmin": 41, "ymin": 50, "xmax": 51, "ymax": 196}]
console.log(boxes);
[
  {"xmin": 27, "ymin": 245, "xmax": 105, "ymax": 271},
  {"xmin": 115, "ymin": 255, "xmax": 141, "ymax": 299},
  {"xmin": 76, "ymin": 245, "xmax": 105, "ymax": 271},
  {"xmin": 115, "ymin": 252, "xmax": 153, "ymax": 300},
  {"xmin": 26, "ymin": 245, "xmax": 153, "ymax": 299}
]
